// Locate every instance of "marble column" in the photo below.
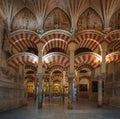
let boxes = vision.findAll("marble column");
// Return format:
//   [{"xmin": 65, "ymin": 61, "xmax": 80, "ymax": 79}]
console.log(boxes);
[
  {"xmin": 37, "ymin": 43, "xmax": 43, "ymax": 109},
  {"xmin": 98, "ymin": 43, "xmax": 107, "ymax": 107},
  {"xmin": 68, "ymin": 73, "xmax": 74, "ymax": 109},
  {"xmin": 89, "ymin": 70, "xmax": 94, "ymax": 100},
  {"xmin": 0, "ymin": 19, "xmax": 4, "ymax": 64},
  {"xmin": 75, "ymin": 70, "xmax": 79, "ymax": 101},
  {"xmin": 37, "ymin": 73, "xmax": 43, "ymax": 109},
  {"xmin": 49, "ymin": 73, "xmax": 52, "ymax": 102},
  {"xmin": 68, "ymin": 42, "xmax": 76, "ymax": 109},
  {"xmin": 98, "ymin": 74, "xmax": 103, "ymax": 107},
  {"xmin": 62, "ymin": 71, "xmax": 66, "ymax": 102}
]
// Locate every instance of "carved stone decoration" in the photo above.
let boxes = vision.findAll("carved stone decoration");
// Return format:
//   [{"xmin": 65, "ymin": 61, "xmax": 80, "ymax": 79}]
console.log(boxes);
[
  {"xmin": 77, "ymin": 8, "xmax": 103, "ymax": 31},
  {"xmin": 43, "ymin": 8, "xmax": 71, "ymax": 31},
  {"xmin": 12, "ymin": 8, "xmax": 37, "ymax": 31},
  {"xmin": 110, "ymin": 9, "xmax": 120, "ymax": 29}
]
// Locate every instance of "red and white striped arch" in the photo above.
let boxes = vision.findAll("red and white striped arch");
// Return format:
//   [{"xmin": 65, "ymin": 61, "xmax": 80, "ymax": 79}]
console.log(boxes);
[
  {"xmin": 51, "ymin": 75, "xmax": 63, "ymax": 82},
  {"xmin": 75, "ymin": 52, "xmax": 102, "ymax": 69},
  {"xmin": 106, "ymin": 51, "xmax": 120, "ymax": 63},
  {"xmin": 48, "ymin": 65, "xmax": 65, "ymax": 73},
  {"xmin": 74, "ymin": 30, "xmax": 103, "ymax": 53},
  {"xmin": 9, "ymin": 30, "xmax": 40, "ymax": 53},
  {"xmin": 108, "ymin": 40, "xmax": 120, "ymax": 51},
  {"xmin": 36, "ymin": 30, "xmax": 72, "ymax": 53},
  {"xmin": 43, "ymin": 39, "xmax": 68, "ymax": 55},
  {"xmin": 43, "ymin": 52, "xmax": 69, "ymax": 69},
  {"xmin": 7, "ymin": 52, "xmax": 38, "ymax": 70},
  {"xmin": 105, "ymin": 30, "xmax": 120, "ymax": 51},
  {"xmin": 25, "ymin": 65, "xmax": 37, "ymax": 72}
]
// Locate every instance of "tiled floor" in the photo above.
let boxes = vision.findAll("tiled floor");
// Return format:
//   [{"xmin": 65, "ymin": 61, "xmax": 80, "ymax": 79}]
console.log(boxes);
[{"xmin": 0, "ymin": 98, "xmax": 120, "ymax": 119}]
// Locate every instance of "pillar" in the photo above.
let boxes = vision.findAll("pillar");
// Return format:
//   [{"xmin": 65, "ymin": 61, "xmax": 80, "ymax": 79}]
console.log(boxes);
[
  {"xmin": 89, "ymin": 70, "xmax": 94, "ymax": 100},
  {"xmin": 75, "ymin": 70, "xmax": 79, "ymax": 101},
  {"xmin": 37, "ymin": 43, "xmax": 43, "ymax": 109},
  {"xmin": 18, "ymin": 65, "xmax": 24, "ymax": 83},
  {"xmin": 68, "ymin": 42, "xmax": 76, "ymax": 109},
  {"xmin": 98, "ymin": 74, "xmax": 103, "ymax": 107},
  {"xmin": 62, "ymin": 71, "xmax": 66, "ymax": 102},
  {"xmin": 0, "ymin": 19, "xmax": 4, "ymax": 64},
  {"xmin": 48, "ymin": 72, "xmax": 52, "ymax": 102},
  {"xmin": 98, "ymin": 42, "xmax": 107, "ymax": 107}
]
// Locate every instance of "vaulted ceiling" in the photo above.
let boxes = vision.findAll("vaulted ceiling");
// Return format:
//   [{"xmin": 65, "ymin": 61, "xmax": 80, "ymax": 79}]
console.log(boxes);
[{"xmin": 1, "ymin": 0, "xmax": 120, "ymax": 32}]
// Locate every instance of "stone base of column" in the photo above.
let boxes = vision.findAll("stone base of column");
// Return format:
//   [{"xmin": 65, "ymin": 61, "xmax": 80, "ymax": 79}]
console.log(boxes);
[
  {"xmin": 97, "ymin": 104, "xmax": 103, "ymax": 108},
  {"xmin": 37, "ymin": 94, "xmax": 43, "ymax": 109},
  {"xmin": 38, "ymin": 101, "xmax": 43, "ymax": 109},
  {"xmin": 67, "ymin": 100, "xmax": 73, "ymax": 109},
  {"xmin": 97, "ymin": 101, "xmax": 103, "ymax": 108}
]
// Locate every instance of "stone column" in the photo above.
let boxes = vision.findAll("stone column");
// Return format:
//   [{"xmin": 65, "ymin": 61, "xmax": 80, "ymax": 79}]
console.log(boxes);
[
  {"xmin": 62, "ymin": 71, "xmax": 66, "ymax": 102},
  {"xmin": 18, "ymin": 65, "xmax": 24, "ymax": 83},
  {"xmin": 49, "ymin": 72, "xmax": 52, "ymax": 102},
  {"xmin": 75, "ymin": 70, "xmax": 79, "ymax": 101},
  {"xmin": 37, "ymin": 73, "xmax": 43, "ymax": 108},
  {"xmin": 68, "ymin": 42, "xmax": 76, "ymax": 109},
  {"xmin": 0, "ymin": 19, "xmax": 4, "ymax": 64},
  {"xmin": 89, "ymin": 70, "xmax": 94, "ymax": 100},
  {"xmin": 98, "ymin": 42, "xmax": 107, "ymax": 107},
  {"xmin": 37, "ymin": 43, "xmax": 43, "ymax": 109},
  {"xmin": 68, "ymin": 73, "xmax": 74, "ymax": 109},
  {"xmin": 98, "ymin": 74, "xmax": 103, "ymax": 107}
]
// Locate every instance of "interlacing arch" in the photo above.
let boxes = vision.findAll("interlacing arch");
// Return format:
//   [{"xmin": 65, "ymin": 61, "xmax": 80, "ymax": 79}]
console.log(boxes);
[
  {"xmin": 74, "ymin": 30, "xmax": 103, "ymax": 54},
  {"xmin": 75, "ymin": 52, "xmax": 102, "ymax": 69},
  {"xmin": 9, "ymin": 30, "xmax": 40, "ymax": 53}
]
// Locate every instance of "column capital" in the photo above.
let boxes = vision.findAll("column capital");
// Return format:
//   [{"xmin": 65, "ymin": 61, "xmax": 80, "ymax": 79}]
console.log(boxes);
[
  {"xmin": 68, "ymin": 42, "xmax": 76, "ymax": 51},
  {"xmin": 37, "ymin": 73, "xmax": 43, "ymax": 80},
  {"xmin": 37, "ymin": 43, "xmax": 44, "ymax": 51},
  {"xmin": 101, "ymin": 42, "xmax": 108, "ymax": 51},
  {"xmin": 68, "ymin": 73, "xmax": 74, "ymax": 82},
  {"xmin": 69, "ymin": 73, "xmax": 74, "ymax": 78},
  {"xmin": 97, "ymin": 73, "xmax": 105, "ymax": 80}
]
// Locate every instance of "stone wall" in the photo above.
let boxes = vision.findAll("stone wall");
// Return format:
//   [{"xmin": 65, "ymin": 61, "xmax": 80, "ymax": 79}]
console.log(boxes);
[
  {"xmin": 0, "ymin": 18, "xmax": 27, "ymax": 112},
  {"xmin": 0, "ymin": 78, "xmax": 27, "ymax": 112},
  {"xmin": 105, "ymin": 62, "xmax": 120, "ymax": 107}
]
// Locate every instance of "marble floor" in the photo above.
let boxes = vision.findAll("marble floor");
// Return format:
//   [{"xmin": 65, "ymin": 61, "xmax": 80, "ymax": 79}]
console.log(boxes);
[{"xmin": 0, "ymin": 98, "xmax": 120, "ymax": 119}]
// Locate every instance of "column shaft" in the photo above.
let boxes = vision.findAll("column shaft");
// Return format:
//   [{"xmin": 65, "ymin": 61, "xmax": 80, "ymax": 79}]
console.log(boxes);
[
  {"xmin": 98, "ymin": 47, "xmax": 106, "ymax": 107},
  {"xmin": 37, "ymin": 73, "xmax": 43, "ymax": 109},
  {"xmin": 37, "ymin": 43, "xmax": 43, "ymax": 109}
]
